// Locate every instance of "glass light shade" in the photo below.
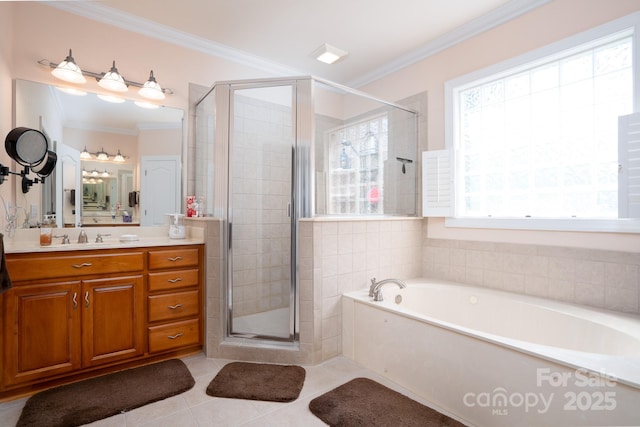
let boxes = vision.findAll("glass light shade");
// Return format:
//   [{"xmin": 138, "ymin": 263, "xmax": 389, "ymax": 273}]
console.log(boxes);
[
  {"xmin": 138, "ymin": 70, "xmax": 165, "ymax": 100},
  {"xmin": 98, "ymin": 61, "xmax": 128, "ymax": 92},
  {"xmin": 51, "ymin": 50, "xmax": 86, "ymax": 84},
  {"xmin": 91, "ymin": 170, "xmax": 99, "ymax": 177},
  {"xmin": 114, "ymin": 150, "xmax": 125, "ymax": 162},
  {"xmin": 101, "ymin": 170, "xmax": 110, "ymax": 177},
  {"xmin": 80, "ymin": 146, "xmax": 92, "ymax": 159},
  {"xmin": 96, "ymin": 149, "xmax": 109, "ymax": 161}
]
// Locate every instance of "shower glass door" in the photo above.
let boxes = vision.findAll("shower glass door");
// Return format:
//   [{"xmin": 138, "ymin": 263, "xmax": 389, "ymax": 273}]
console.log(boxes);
[{"xmin": 228, "ymin": 83, "xmax": 295, "ymax": 341}]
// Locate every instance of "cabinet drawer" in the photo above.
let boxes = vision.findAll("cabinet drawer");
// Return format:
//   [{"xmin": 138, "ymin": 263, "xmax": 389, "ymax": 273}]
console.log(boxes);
[
  {"xmin": 148, "ymin": 248, "xmax": 199, "ymax": 270},
  {"xmin": 148, "ymin": 269, "xmax": 199, "ymax": 292},
  {"xmin": 148, "ymin": 290, "xmax": 199, "ymax": 322},
  {"xmin": 6, "ymin": 252, "xmax": 144, "ymax": 282},
  {"xmin": 148, "ymin": 319, "xmax": 200, "ymax": 353}
]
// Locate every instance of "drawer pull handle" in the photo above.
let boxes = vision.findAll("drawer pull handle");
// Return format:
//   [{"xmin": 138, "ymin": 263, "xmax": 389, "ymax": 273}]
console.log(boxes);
[
  {"xmin": 168, "ymin": 304, "xmax": 183, "ymax": 310},
  {"xmin": 167, "ymin": 256, "xmax": 183, "ymax": 262},
  {"xmin": 167, "ymin": 333, "xmax": 183, "ymax": 340},
  {"xmin": 72, "ymin": 262, "xmax": 93, "ymax": 269},
  {"xmin": 167, "ymin": 278, "xmax": 183, "ymax": 283},
  {"xmin": 72, "ymin": 292, "xmax": 78, "ymax": 309},
  {"xmin": 84, "ymin": 291, "xmax": 90, "ymax": 308}
]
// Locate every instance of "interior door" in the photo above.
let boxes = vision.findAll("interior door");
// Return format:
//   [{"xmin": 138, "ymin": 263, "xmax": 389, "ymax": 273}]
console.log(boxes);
[{"xmin": 140, "ymin": 155, "xmax": 181, "ymax": 226}]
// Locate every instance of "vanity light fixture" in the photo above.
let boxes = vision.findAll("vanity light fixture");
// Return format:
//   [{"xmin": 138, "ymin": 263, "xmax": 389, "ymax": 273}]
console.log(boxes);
[
  {"xmin": 39, "ymin": 49, "xmax": 173, "ymax": 101},
  {"xmin": 51, "ymin": 49, "xmax": 86, "ymax": 84},
  {"xmin": 80, "ymin": 148, "xmax": 128, "ymax": 162},
  {"xmin": 312, "ymin": 43, "xmax": 348, "ymax": 64}
]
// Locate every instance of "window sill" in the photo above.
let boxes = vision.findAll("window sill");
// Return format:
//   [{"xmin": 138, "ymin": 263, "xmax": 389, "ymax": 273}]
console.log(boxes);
[{"xmin": 444, "ymin": 217, "xmax": 640, "ymax": 233}]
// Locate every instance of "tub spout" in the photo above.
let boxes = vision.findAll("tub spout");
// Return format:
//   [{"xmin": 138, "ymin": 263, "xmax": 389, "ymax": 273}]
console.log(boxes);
[{"xmin": 370, "ymin": 278, "xmax": 406, "ymax": 302}]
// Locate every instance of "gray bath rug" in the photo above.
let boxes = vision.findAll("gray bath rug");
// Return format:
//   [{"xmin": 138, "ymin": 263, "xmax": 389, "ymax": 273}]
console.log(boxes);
[
  {"xmin": 206, "ymin": 361, "xmax": 306, "ymax": 402},
  {"xmin": 309, "ymin": 377, "xmax": 466, "ymax": 427}
]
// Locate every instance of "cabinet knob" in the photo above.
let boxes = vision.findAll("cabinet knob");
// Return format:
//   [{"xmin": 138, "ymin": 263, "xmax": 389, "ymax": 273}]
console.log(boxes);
[
  {"xmin": 167, "ymin": 256, "xmax": 183, "ymax": 262},
  {"xmin": 167, "ymin": 277, "xmax": 183, "ymax": 283},
  {"xmin": 167, "ymin": 333, "xmax": 183, "ymax": 340},
  {"xmin": 72, "ymin": 292, "xmax": 78, "ymax": 309},
  {"xmin": 167, "ymin": 304, "xmax": 183, "ymax": 310}
]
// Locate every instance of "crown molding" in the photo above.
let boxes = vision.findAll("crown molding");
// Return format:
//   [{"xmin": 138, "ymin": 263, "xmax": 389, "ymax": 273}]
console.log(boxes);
[
  {"xmin": 46, "ymin": 0, "xmax": 550, "ymax": 89},
  {"xmin": 45, "ymin": 2, "xmax": 301, "ymax": 77},
  {"xmin": 346, "ymin": 0, "xmax": 551, "ymax": 88}
]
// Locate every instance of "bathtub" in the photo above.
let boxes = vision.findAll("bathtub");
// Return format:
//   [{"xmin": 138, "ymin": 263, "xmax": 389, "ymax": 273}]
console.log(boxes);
[{"xmin": 342, "ymin": 278, "xmax": 640, "ymax": 427}]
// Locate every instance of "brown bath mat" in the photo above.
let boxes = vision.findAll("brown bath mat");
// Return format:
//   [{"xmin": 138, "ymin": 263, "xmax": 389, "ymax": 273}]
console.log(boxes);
[
  {"xmin": 206, "ymin": 361, "xmax": 305, "ymax": 402},
  {"xmin": 309, "ymin": 377, "xmax": 465, "ymax": 427},
  {"xmin": 17, "ymin": 359, "xmax": 195, "ymax": 427}
]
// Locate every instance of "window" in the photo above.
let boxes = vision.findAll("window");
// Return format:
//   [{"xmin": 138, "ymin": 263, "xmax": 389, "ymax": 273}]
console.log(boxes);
[
  {"xmin": 326, "ymin": 115, "xmax": 388, "ymax": 215},
  {"xmin": 438, "ymin": 13, "xmax": 640, "ymax": 232}
]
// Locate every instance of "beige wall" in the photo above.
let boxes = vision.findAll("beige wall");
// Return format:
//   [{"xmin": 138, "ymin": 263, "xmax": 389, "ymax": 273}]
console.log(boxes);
[
  {"xmin": 360, "ymin": 0, "xmax": 640, "ymax": 252},
  {"xmin": 2, "ymin": 0, "xmax": 639, "ymax": 252}
]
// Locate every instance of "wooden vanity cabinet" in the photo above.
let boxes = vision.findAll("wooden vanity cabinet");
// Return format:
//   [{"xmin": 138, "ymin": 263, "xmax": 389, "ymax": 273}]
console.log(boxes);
[
  {"xmin": 146, "ymin": 247, "xmax": 203, "ymax": 354},
  {"xmin": 3, "ymin": 281, "xmax": 82, "ymax": 386},
  {"xmin": 1, "ymin": 244, "xmax": 204, "ymax": 398}
]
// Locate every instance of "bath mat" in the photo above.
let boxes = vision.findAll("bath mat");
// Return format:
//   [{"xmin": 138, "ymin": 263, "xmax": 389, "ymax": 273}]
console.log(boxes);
[
  {"xmin": 309, "ymin": 377, "xmax": 465, "ymax": 427},
  {"xmin": 17, "ymin": 359, "xmax": 195, "ymax": 427},
  {"xmin": 206, "ymin": 361, "xmax": 305, "ymax": 402}
]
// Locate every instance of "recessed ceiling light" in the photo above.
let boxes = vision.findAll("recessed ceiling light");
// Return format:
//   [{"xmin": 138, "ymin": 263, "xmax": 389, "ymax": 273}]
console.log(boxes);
[{"xmin": 312, "ymin": 43, "xmax": 348, "ymax": 65}]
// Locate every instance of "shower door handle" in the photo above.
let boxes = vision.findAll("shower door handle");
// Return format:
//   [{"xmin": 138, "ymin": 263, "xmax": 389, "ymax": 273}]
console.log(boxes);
[
  {"xmin": 228, "ymin": 223, "xmax": 232, "ymax": 249},
  {"xmin": 287, "ymin": 203, "xmax": 291, "ymax": 218}
]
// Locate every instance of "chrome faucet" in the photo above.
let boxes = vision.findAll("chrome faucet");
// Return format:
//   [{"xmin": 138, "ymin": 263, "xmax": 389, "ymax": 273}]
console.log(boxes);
[
  {"xmin": 369, "ymin": 278, "xmax": 407, "ymax": 302},
  {"xmin": 77, "ymin": 229, "xmax": 88, "ymax": 244}
]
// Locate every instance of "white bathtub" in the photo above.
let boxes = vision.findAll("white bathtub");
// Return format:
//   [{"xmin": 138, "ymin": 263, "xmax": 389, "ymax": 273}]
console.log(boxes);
[{"xmin": 342, "ymin": 278, "xmax": 640, "ymax": 427}]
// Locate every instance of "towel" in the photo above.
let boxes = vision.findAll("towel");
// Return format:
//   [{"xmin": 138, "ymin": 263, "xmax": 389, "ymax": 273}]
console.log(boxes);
[
  {"xmin": 128, "ymin": 191, "xmax": 138, "ymax": 208},
  {"xmin": 0, "ymin": 233, "xmax": 12, "ymax": 294}
]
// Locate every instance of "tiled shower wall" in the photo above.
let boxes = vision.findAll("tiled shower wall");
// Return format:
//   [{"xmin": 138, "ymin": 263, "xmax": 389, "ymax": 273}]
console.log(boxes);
[
  {"xmin": 300, "ymin": 218, "xmax": 424, "ymax": 361},
  {"xmin": 423, "ymin": 234, "xmax": 640, "ymax": 314}
]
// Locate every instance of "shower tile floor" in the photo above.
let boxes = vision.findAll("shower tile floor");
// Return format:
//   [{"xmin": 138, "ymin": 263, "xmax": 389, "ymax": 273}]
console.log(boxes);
[{"xmin": 0, "ymin": 354, "xmax": 456, "ymax": 426}]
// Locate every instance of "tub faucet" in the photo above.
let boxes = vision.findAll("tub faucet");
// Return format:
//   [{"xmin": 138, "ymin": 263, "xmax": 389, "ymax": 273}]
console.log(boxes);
[{"xmin": 370, "ymin": 278, "xmax": 406, "ymax": 302}]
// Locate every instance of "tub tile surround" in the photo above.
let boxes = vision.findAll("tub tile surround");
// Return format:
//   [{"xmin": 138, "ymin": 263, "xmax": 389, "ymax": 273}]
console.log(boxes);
[
  {"xmin": 194, "ymin": 214, "xmax": 638, "ymax": 369},
  {"xmin": 423, "ymin": 236, "xmax": 640, "ymax": 314}
]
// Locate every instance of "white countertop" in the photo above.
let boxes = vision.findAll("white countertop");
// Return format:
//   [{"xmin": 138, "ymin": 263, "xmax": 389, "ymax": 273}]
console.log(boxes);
[{"xmin": 3, "ymin": 226, "xmax": 205, "ymax": 254}]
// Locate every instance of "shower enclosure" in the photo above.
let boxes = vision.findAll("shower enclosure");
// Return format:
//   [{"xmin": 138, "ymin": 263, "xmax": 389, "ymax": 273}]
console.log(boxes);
[{"xmin": 195, "ymin": 77, "xmax": 417, "ymax": 346}]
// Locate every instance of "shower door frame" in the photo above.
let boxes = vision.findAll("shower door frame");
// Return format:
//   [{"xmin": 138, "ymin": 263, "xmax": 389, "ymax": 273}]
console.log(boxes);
[{"xmin": 223, "ymin": 77, "xmax": 313, "ymax": 345}]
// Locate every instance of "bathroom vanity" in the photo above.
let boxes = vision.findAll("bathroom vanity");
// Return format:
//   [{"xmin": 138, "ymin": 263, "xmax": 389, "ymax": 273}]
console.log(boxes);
[{"xmin": 0, "ymin": 237, "xmax": 204, "ymax": 400}]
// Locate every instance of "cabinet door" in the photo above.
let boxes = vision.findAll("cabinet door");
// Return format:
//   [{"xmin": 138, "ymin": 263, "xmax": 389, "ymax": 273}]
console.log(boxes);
[
  {"xmin": 3, "ymin": 281, "xmax": 82, "ymax": 386},
  {"xmin": 82, "ymin": 275, "xmax": 144, "ymax": 367}
]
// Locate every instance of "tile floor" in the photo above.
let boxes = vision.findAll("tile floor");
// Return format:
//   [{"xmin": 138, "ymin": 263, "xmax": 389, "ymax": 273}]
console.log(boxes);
[{"xmin": 0, "ymin": 354, "xmax": 459, "ymax": 427}]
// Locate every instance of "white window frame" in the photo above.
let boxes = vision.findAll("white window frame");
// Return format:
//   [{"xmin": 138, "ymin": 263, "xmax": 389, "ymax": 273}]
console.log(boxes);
[{"xmin": 441, "ymin": 12, "xmax": 640, "ymax": 233}]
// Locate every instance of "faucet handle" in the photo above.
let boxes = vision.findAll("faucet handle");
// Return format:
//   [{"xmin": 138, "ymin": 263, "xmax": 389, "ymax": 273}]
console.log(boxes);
[
  {"xmin": 95, "ymin": 233, "xmax": 111, "ymax": 243},
  {"xmin": 368, "ymin": 277, "xmax": 377, "ymax": 297},
  {"xmin": 54, "ymin": 234, "xmax": 70, "ymax": 244}
]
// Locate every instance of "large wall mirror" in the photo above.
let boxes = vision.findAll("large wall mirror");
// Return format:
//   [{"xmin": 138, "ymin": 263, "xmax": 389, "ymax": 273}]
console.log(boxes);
[{"xmin": 13, "ymin": 79, "xmax": 184, "ymax": 227}]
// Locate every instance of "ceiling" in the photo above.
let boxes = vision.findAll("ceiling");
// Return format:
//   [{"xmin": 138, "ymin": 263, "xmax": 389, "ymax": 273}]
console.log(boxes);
[{"xmin": 56, "ymin": 0, "xmax": 548, "ymax": 87}]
